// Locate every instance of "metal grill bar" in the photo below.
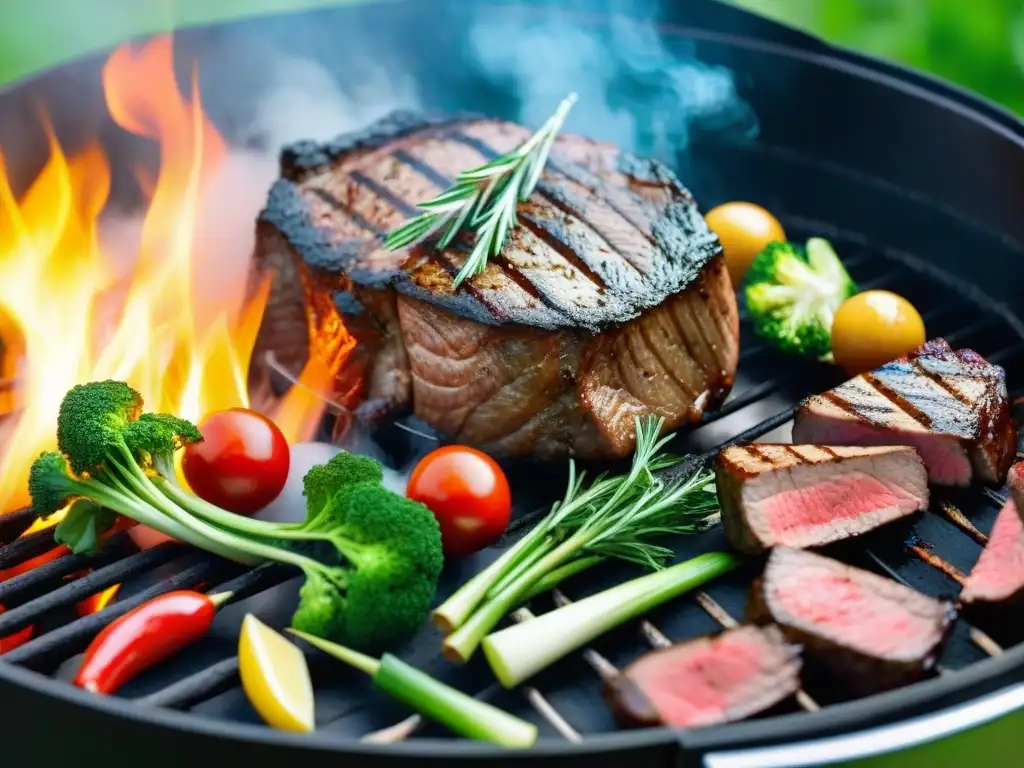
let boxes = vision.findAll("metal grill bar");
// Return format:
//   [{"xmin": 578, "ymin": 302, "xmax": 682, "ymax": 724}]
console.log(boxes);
[
  {"xmin": 0, "ymin": 544, "xmax": 188, "ymax": 636},
  {"xmin": 0, "ymin": 534, "xmax": 137, "ymax": 604},
  {"xmin": 0, "ymin": 528, "xmax": 63, "ymax": 570},
  {"xmin": 138, "ymin": 658, "xmax": 240, "ymax": 709},
  {"xmin": 0, "ymin": 507, "xmax": 34, "ymax": 544},
  {"xmin": 2, "ymin": 560, "xmax": 228, "ymax": 669}
]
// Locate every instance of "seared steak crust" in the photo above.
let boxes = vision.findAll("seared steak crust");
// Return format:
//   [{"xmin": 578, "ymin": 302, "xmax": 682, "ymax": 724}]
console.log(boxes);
[
  {"xmin": 792, "ymin": 339, "xmax": 1016, "ymax": 486},
  {"xmin": 254, "ymin": 112, "xmax": 738, "ymax": 458},
  {"xmin": 717, "ymin": 444, "xmax": 929, "ymax": 553}
]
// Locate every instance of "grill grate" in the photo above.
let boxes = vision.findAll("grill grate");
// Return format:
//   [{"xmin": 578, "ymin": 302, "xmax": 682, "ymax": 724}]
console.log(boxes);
[{"xmin": 1, "ymin": 222, "xmax": 1023, "ymax": 746}]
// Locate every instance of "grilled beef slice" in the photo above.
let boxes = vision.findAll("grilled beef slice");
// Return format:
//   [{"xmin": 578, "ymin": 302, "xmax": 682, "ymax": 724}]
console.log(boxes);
[
  {"xmin": 253, "ymin": 113, "xmax": 739, "ymax": 460},
  {"xmin": 717, "ymin": 444, "xmax": 929, "ymax": 554},
  {"xmin": 960, "ymin": 463, "xmax": 1024, "ymax": 636},
  {"xmin": 960, "ymin": 495, "xmax": 1024, "ymax": 637},
  {"xmin": 792, "ymin": 339, "xmax": 1016, "ymax": 487},
  {"xmin": 748, "ymin": 547, "xmax": 956, "ymax": 695},
  {"xmin": 604, "ymin": 624, "xmax": 802, "ymax": 729}
]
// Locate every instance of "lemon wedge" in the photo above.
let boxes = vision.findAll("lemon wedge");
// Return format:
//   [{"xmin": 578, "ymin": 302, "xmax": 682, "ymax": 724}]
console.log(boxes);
[{"xmin": 238, "ymin": 614, "xmax": 315, "ymax": 732}]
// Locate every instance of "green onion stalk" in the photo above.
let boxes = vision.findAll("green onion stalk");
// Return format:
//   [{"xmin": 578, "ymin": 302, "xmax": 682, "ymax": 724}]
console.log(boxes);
[
  {"xmin": 482, "ymin": 550, "xmax": 743, "ymax": 688},
  {"xmin": 289, "ymin": 630, "xmax": 537, "ymax": 748},
  {"xmin": 434, "ymin": 416, "xmax": 722, "ymax": 663}
]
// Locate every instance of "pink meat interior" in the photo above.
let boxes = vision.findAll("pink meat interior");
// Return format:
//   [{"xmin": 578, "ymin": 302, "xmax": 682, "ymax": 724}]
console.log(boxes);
[
  {"xmin": 773, "ymin": 568, "xmax": 942, "ymax": 658},
  {"xmin": 761, "ymin": 472, "xmax": 920, "ymax": 546},
  {"xmin": 962, "ymin": 497, "xmax": 1024, "ymax": 602},
  {"xmin": 795, "ymin": 418, "xmax": 970, "ymax": 486},
  {"xmin": 631, "ymin": 633, "xmax": 778, "ymax": 728}
]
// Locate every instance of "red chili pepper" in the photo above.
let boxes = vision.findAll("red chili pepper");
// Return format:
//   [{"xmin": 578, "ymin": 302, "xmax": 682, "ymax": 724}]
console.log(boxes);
[{"xmin": 74, "ymin": 589, "xmax": 233, "ymax": 694}]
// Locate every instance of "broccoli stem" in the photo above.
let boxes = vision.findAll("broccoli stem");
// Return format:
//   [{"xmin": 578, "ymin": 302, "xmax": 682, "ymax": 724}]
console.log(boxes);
[
  {"xmin": 60, "ymin": 475, "xmax": 252, "ymax": 563},
  {"xmin": 156, "ymin": 479, "xmax": 294, "ymax": 536},
  {"xmin": 96, "ymin": 443, "xmax": 348, "ymax": 577}
]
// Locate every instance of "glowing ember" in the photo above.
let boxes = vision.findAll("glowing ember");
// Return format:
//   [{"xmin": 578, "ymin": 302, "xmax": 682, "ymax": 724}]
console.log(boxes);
[{"xmin": 0, "ymin": 36, "xmax": 339, "ymax": 609}]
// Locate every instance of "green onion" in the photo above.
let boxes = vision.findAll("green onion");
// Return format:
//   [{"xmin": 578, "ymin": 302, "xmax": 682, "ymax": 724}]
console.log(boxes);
[
  {"xmin": 481, "ymin": 551, "xmax": 742, "ymax": 688},
  {"xmin": 288, "ymin": 630, "xmax": 537, "ymax": 748},
  {"xmin": 438, "ymin": 418, "xmax": 721, "ymax": 663}
]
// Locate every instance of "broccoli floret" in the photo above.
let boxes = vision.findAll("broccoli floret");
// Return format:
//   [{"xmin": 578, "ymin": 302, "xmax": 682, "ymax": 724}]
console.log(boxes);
[
  {"xmin": 30, "ymin": 380, "xmax": 445, "ymax": 652},
  {"xmin": 29, "ymin": 450, "xmax": 162, "ymax": 554},
  {"xmin": 29, "ymin": 451, "xmax": 86, "ymax": 518},
  {"xmin": 292, "ymin": 482, "xmax": 444, "ymax": 652},
  {"xmin": 123, "ymin": 412, "xmax": 203, "ymax": 480},
  {"xmin": 57, "ymin": 380, "xmax": 142, "ymax": 475},
  {"xmin": 744, "ymin": 238, "xmax": 858, "ymax": 358},
  {"xmin": 302, "ymin": 451, "xmax": 384, "ymax": 516}
]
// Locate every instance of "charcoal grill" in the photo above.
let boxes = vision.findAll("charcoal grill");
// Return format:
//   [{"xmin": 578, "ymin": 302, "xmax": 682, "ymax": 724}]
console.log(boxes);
[{"xmin": 2, "ymin": 1, "xmax": 1024, "ymax": 766}]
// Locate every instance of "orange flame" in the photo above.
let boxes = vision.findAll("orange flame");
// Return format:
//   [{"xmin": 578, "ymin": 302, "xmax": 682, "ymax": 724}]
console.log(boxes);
[{"xmin": 0, "ymin": 36, "xmax": 332, "ymax": 610}]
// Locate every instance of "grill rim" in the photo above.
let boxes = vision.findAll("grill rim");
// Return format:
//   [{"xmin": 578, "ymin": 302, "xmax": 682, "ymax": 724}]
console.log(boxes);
[
  {"xmin": 2, "ymin": 633, "xmax": 1024, "ymax": 759},
  {"xmin": 1, "ymin": 0, "xmax": 1024, "ymax": 762}
]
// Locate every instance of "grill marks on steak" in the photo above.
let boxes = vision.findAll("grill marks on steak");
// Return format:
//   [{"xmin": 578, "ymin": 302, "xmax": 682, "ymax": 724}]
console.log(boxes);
[
  {"xmin": 604, "ymin": 625, "xmax": 802, "ymax": 729},
  {"xmin": 749, "ymin": 548, "xmax": 955, "ymax": 695},
  {"xmin": 792, "ymin": 339, "xmax": 1016, "ymax": 487},
  {"xmin": 255, "ymin": 112, "xmax": 738, "ymax": 458},
  {"xmin": 717, "ymin": 445, "xmax": 929, "ymax": 554}
]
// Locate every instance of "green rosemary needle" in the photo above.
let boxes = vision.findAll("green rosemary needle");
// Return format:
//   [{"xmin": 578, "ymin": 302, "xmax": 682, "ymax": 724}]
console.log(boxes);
[{"xmin": 383, "ymin": 93, "xmax": 578, "ymax": 288}]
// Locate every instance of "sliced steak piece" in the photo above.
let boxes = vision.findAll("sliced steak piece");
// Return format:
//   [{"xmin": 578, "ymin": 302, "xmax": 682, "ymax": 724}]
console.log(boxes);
[
  {"xmin": 961, "ymin": 495, "xmax": 1024, "ymax": 632},
  {"xmin": 604, "ymin": 624, "xmax": 802, "ymax": 729},
  {"xmin": 792, "ymin": 339, "xmax": 1016, "ymax": 487},
  {"xmin": 253, "ymin": 113, "xmax": 738, "ymax": 460},
  {"xmin": 749, "ymin": 547, "xmax": 956, "ymax": 695},
  {"xmin": 717, "ymin": 444, "xmax": 929, "ymax": 554}
]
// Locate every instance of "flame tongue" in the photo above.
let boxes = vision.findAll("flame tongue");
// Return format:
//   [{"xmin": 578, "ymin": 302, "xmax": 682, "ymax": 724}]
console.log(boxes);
[{"xmin": 0, "ymin": 35, "xmax": 332, "ymax": 527}]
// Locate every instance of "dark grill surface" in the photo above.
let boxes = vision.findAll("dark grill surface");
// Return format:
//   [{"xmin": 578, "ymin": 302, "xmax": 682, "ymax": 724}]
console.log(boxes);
[{"xmin": 0, "ymin": 218, "xmax": 1022, "ymax": 748}]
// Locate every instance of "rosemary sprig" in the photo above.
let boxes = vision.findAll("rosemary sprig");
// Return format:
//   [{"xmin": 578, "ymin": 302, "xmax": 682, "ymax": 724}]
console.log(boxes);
[
  {"xmin": 435, "ymin": 415, "xmax": 722, "ymax": 662},
  {"xmin": 383, "ymin": 93, "xmax": 578, "ymax": 288}
]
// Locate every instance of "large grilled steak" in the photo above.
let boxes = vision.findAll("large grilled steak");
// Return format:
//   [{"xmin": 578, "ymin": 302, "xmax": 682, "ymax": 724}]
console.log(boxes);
[
  {"xmin": 792, "ymin": 339, "xmax": 1016, "ymax": 487},
  {"xmin": 604, "ymin": 624, "xmax": 802, "ymax": 729},
  {"xmin": 717, "ymin": 444, "xmax": 929, "ymax": 554},
  {"xmin": 253, "ymin": 113, "xmax": 739, "ymax": 459},
  {"xmin": 748, "ymin": 547, "xmax": 956, "ymax": 695}
]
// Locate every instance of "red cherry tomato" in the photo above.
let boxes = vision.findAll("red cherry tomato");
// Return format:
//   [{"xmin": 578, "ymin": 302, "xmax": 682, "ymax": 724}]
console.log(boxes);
[
  {"xmin": 182, "ymin": 408, "xmax": 290, "ymax": 515},
  {"xmin": 406, "ymin": 446, "xmax": 512, "ymax": 558}
]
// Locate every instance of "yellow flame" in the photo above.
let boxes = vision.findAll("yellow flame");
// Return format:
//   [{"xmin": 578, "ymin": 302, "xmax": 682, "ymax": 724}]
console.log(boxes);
[{"xmin": 0, "ymin": 36, "xmax": 331, "ymax": 532}]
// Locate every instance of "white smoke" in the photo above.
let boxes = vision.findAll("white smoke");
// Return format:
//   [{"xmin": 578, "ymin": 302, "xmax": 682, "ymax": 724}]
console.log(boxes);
[{"xmin": 466, "ymin": 3, "xmax": 757, "ymax": 161}]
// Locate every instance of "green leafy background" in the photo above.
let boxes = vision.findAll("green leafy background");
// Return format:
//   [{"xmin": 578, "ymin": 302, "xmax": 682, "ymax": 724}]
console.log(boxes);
[
  {"xmin": 1, "ymin": 0, "xmax": 1023, "ymax": 115},
  {"xmin": 732, "ymin": 0, "xmax": 1024, "ymax": 114},
  {"xmin": 1, "ymin": 1, "xmax": 1022, "ymax": 765}
]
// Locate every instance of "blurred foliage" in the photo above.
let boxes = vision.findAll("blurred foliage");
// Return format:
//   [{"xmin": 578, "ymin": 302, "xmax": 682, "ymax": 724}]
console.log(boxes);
[
  {"xmin": 732, "ymin": 0, "xmax": 1024, "ymax": 113},
  {"xmin": 2, "ymin": 0, "xmax": 1023, "ymax": 116}
]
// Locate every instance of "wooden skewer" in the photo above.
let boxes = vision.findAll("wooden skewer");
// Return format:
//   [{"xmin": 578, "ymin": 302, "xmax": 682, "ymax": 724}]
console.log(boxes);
[
  {"xmin": 362, "ymin": 609, "xmax": 581, "ymax": 743},
  {"xmin": 908, "ymin": 542, "xmax": 967, "ymax": 584},
  {"xmin": 936, "ymin": 501, "xmax": 988, "ymax": 545}
]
